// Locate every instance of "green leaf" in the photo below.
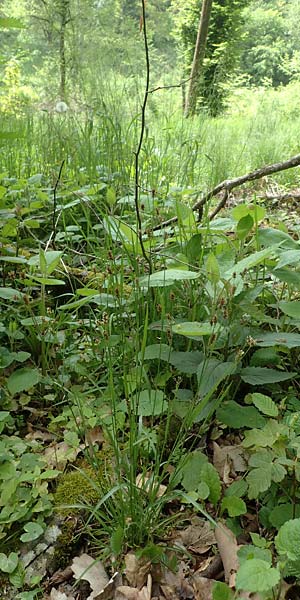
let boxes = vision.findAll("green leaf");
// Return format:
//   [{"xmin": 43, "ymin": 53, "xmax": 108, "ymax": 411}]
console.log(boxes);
[
  {"xmin": 237, "ymin": 545, "xmax": 272, "ymax": 565},
  {"xmin": 225, "ymin": 246, "xmax": 276, "ymax": 278},
  {"xmin": 272, "ymin": 268, "xmax": 300, "ymax": 288},
  {"xmin": 224, "ymin": 479, "xmax": 248, "ymax": 498},
  {"xmin": 200, "ymin": 462, "xmax": 221, "ymax": 505},
  {"xmin": 197, "ymin": 481, "xmax": 210, "ymax": 500},
  {"xmin": 279, "ymin": 301, "xmax": 300, "ymax": 319},
  {"xmin": 240, "ymin": 367, "xmax": 296, "ymax": 385},
  {"xmin": 221, "ymin": 496, "xmax": 247, "ymax": 517},
  {"xmin": 276, "ymin": 249, "xmax": 300, "ymax": 269},
  {"xmin": 236, "ymin": 214, "xmax": 254, "ymax": 240},
  {"xmin": 232, "ymin": 204, "xmax": 265, "ymax": 223},
  {"xmin": 275, "ymin": 519, "xmax": 300, "ymax": 561},
  {"xmin": 246, "ymin": 465, "xmax": 272, "ymax": 499},
  {"xmin": 172, "ymin": 322, "xmax": 220, "ymax": 340},
  {"xmin": 180, "ymin": 451, "xmax": 208, "ymax": 491},
  {"xmin": 213, "ymin": 582, "xmax": 234, "ymax": 600},
  {"xmin": 7, "ymin": 367, "xmax": 41, "ymax": 395},
  {"xmin": 0, "ymin": 552, "xmax": 18, "ymax": 573},
  {"xmin": 254, "ymin": 331, "xmax": 300, "ymax": 348},
  {"xmin": 0, "ymin": 17, "xmax": 25, "ymax": 28},
  {"xmin": 236, "ymin": 559, "xmax": 280, "ymax": 593},
  {"xmin": 197, "ymin": 360, "xmax": 236, "ymax": 399},
  {"xmin": 248, "ymin": 393, "xmax": 278, "ymax": 417},
  {"xmin": 169, "ymin": 351, "xmax": 203, "ymax": 374},
  {"xmin": 258, "ymin": 227, "xmax": 298, "ymax": 249},
  {"xmin": 206, "ymin": 253, "xmax": 220, "ymax": 284},
  {"xmin": 110, "ymin": 525, "xmax": 124, "ymax": 555},
  {"xmin": 270, "ymin": 504, "xmax": 300, "ymax": 528},
  {"xmin": 137, "ymin": 390, "xmax": 167, "ymax": 416},
  {"xmin": 142, "ymin": 344, "xmax": 172, "ymax": 361},
  {"xmin": 217, "ymin": 401, "xmax": 266, "ymax": 429},
  {"xmin": 141, "ymin": 269, "xmax": 200, "ymax": 288},
  {"xmin": 0, "ymin": 287, "xmax": 24, "ymax": 301},
  {"xmin": 20, "ymin": 522, "xmax": 44, "ymax": 543}
]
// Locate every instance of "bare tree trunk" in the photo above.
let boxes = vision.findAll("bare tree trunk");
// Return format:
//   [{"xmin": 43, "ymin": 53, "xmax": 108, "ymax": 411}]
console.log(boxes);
[
  {"xmin": 58, "ymin": 0, "xmax": 70, "ymax": 101},
  {"xmin": 184, "ymin": 0, "xmax": 213, "ymax": 118}
]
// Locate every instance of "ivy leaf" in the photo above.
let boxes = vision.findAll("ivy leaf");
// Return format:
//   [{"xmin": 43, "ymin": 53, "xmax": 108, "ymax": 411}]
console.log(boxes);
[
  {"xmin": 221, "ymin": 496, "xmax": 247, "ymax": 517},
  {"xmin": 275, "ymin": 519, "xmax": 300, "ymax": 561},
  {"xmin": 20, "ymin": 522, "xmax": 44, "ymax": 543},
  {"xmin": 236, "ymin": 559, "xmax": 280, "ymax": 592},
  {"xmin": 0, "ymin": 552, "xmax": 18, "ymax": 573},
  {"xmin": 213, "ymin": 582, "xmax": 234, "ymax": 600}
]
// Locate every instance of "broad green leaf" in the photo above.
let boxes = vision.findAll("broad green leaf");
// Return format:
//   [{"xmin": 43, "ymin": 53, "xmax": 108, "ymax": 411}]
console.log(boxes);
[
  {"xmin": 272, "ymin": 268, "xmax": 300, "ymax": 288},
  {"xmin": 279, "ymin": 301, "xmax": 300, "ymax": 319},
  {"xmin": 275, "ymin": 519, "xmax": 300, "ymax": 561},
  {"xmin": 0, "ymin": 256, "xmax": 27, "ymax": 264},
  {"xmin": 29, "ymin": 276, "xmax": 65, "ymax": 286},
  {"xmin": 20, "ymin": 522, "xmax": 44, "ymax": 543},
  {"xmin": 0, "ymin": 287, "xmax": 24, "ymax": 301},
  {"xmin": 141, "ymin": 269, "xmax": 200, "ymax": 288},
  {"xmin": 137, "ymin": 390, "xmax": 167, "ymax": 416},
  {"xmin": 217, "ymin": 401, "xmax": 266, "ymax": 429},
  {"xmin": 172, "ymin": 321, "xmax": 219, "ymax": 339},
  {"xmin": 0, "ymin": 552, "xmax": 18, "ymax": 573},
  {"xmin": 225, "ymin": 246, "xmax": 276, "ymax": 278},
  {"xmin": 236, "ymin": 559, "xmax": 280, "ymax": 593},
  {"xmin": 240, "ymin": 367, "xmax": 296, "ymax": 385},
  {"xmin": 176, "ymin": 200, "xmax": 196, "ymax": 228},
  {"xmin": 258, "ymin": 227, "xmax": 298, "ymax": 249},
  {"xmin": 169, "ymin": 351, "xmax": 203, "ymax": 374},
  {"xmin": 7, "ymin": 367, "xmax": 41, "ymax": 396},
  {"xmin": 0, "ymin": 17, "xmax": 24, "ymax": 28},
  {"xmin": 236, "ymin": 214, "xmax": 254, "ymax": 240},
  {"xmin": 197, "ymin": 481, "xmax": 210, "ymax": 500},
  {"xmin": 270, "ymin": 504, "xmax": 300, "ymax": 528},
  {"xmin": 276, "ymin": 249, "xmax": 300, "ymax": 269},
  {"xmin": 232, "ymin": 204, "xmax": 265, "ymax": 222},
  {"xmin": 250, "ymin": 347, "xmax": 280, "ymax": 367},
  {"xmin": 206, "ymin": 253, "xmax": 220, "ymax": 284},
  {"xmin": 213, "ymin": 582, "xmax": 234, "ymax": 600},
  {"xmin": 180, "ymin": 451, "xmax": 208, "ymax": 491},
  {"xmin": 200, "ymin": 462, "xmax": 221, "ymax": 505},
  {"xmin": 237, "ymin": 545, "xmax": 272, "ymax": 565},
  {"xmin": 142, "ymin": 344, "xmax": 172, "ymax": 362},
  {"xmin": 243, "ymin": 420, "xmax": 288, "ymax": 448},
  {"xmin": 224, "ymin": 479, "xmax": 248, "ymax": 498},
  {"xmin": 248, "ymin": 393, "xmax": 278, "ymax": 417},
  {"xmin": 197, "ymin": 360, "xmax": 236, "ymax": 398},
  {"xmin": 254, "ymin": 331, "xmax": 300, "ymax": 348},
  {"xmin": 221, "ymin": 496, "xmax": 247, "ymax": 517}
]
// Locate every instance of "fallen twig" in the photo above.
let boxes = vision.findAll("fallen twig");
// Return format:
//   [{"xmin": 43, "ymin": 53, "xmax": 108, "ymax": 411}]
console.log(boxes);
[{"xmin": 152, "ymin": 153, "xmax": 300, "ymax": 231}]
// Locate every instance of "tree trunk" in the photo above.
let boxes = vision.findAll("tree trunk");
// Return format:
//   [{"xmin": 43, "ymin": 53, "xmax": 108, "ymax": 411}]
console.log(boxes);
[
  {"xmin": 184, "ymin": 0, "xmax": 213, "ymax": 118},
  {"xmin": 58, "ymin": 0, "xmax": 69, "ymax": 101}
]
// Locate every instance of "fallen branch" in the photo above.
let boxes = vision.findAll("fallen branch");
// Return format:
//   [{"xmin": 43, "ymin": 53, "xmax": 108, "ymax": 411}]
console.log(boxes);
[{"xmin": 152, "ymin": 153, "xmax": 300, "ymax": 231}]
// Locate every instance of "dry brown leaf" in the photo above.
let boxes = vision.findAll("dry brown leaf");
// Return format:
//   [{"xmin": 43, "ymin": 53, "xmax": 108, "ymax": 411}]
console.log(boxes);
[
  {"xmin": 85, "ymin": 426, "xmax": 105, "ymax": 446},
  {"xmin": 159, "ymin": 561, "xmax": 190, "ymax": 600},
  {"xmin": 175, "ymin": 518, "xmax": 215, "ymax": 554},
  {"xmin": 116, "ymin": 574, "xmax": 152, "ymax": 600},
  {"xmin": 44, "ymin": 441, "xmax": 83, "ymax": 469},
  {"xmin": 25, "ymin": 429, "xmax": 56, "ymax": 442},
  {"xmin": 124, "ymin": 552, "xmax": 151, "ymax": 588},
  {"xmin": 215, "ymin": 524, "xmax": 239, "ymax": 588},
  {"xmin": 191, "ymin": 575, "xmax": 214, "ymax": 600},
  {"xmin": 213, "ymin": 443, "xmax": 247, "ymax": 484},
  {"xmin": 71, "ymin": 553, "xmax": 109, "ymax": 600},
  {"xmin": 135, "ymin": 473, "xmax": 167, "ymax": 498},
  {"xmin": 49, "ymin": 589, "xmax": 74, "ymax": 600}
]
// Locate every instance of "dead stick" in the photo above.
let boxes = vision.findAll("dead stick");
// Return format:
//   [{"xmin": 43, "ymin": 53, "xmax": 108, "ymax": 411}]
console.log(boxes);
[{"xmin": 152, "ymin": 153, "xmax": 300, "ymax": 231}]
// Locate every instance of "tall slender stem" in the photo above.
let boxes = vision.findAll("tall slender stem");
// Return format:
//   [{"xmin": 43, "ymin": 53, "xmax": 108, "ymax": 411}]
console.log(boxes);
[{"xmin": 134, "ymin": 0, "xmax": 152, "ymax": 273}]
